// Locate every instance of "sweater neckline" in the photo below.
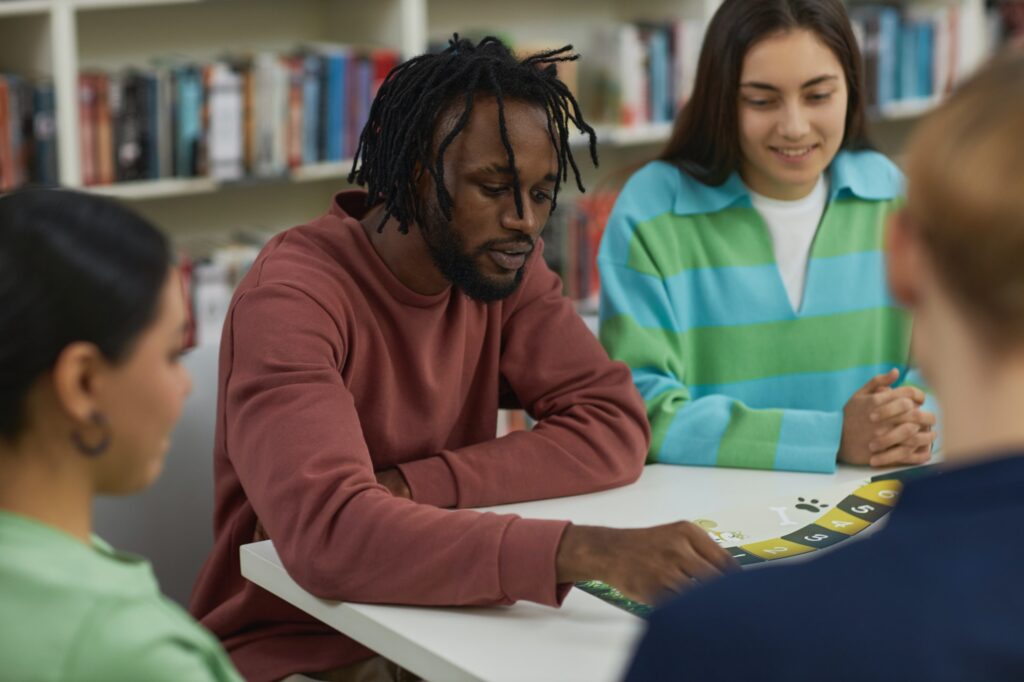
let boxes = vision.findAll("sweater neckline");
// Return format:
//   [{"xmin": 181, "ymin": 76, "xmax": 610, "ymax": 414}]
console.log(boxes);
[{"xmin": 329, "ymin": 191, "xmax": 455, "ymax": 309}]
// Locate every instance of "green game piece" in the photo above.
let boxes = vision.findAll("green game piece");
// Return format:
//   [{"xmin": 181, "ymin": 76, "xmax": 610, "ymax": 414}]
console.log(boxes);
[{"xmin": 575, "ymin": 580, "xmax": 654, "ymax": 618}]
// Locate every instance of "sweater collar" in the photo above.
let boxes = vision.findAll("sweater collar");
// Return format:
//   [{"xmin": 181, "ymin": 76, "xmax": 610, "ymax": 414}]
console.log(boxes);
[{"xmin": 672, "ymin": 150, "xmax": 902, "ymax": 217}]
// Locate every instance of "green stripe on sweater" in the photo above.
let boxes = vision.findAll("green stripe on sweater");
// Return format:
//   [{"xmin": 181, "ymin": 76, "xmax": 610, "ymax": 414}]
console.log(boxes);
[
  {"xmin": 716, "ymin": 401, "xmax": 784, "ymax": 469},
  {"xmin": 602, "ymin": 306, "xmax": 910, "ymax": 387}
]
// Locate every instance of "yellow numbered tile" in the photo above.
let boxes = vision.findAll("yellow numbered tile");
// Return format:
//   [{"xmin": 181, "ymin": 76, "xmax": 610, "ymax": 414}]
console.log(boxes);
[
  {"xmin": 816, "ymin": 507, "xmax": 872, "ymax": 535},
  {"xmin": 853, "ymin": 480, "xmax": 904, "ymax": 507},
  {"xmin": 741, "ymin": 538, "xmax": 817, "ymax": 561}
]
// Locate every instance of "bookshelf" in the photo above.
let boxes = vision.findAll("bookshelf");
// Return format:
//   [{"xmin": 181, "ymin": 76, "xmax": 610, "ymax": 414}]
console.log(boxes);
[
  {"xmin": 0, "ymin": 0, "xmax": 723, "ymax": 234},
  {"xmin": 0, "ymin": 0, "xmax": 1007, "ymax": 235}
]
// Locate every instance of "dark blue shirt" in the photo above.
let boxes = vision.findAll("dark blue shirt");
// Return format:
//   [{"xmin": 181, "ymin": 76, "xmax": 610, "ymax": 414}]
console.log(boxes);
[{"xmin": 625, "ymin": 455, "xmax": 1024, "ymax": 682}]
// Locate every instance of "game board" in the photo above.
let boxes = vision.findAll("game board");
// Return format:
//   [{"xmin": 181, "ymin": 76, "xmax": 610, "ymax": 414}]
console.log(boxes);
[{"xmin": 575, "ymin": 467, "xmax": 933, "ymax": 617}]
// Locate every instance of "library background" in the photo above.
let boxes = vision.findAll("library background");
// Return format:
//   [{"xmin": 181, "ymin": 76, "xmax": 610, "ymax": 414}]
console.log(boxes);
[
  {"xmin": 0, "ymin": 0, "xmax": 1022, "ymax": 602},
  {"xmin": 1, "ymin": 0, "xmax": 1022, "ymax": 330}
]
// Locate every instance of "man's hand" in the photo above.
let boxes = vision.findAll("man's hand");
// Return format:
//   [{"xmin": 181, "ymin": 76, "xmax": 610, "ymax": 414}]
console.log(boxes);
[
  {"xmin": 376, "ymin": 468, "xmax": 412, "ymax": 499},
  {"xmin": 555, "ymin": 522, "xmax": 737, "ymax": 605},
  {"xmin": 838, "ymin": 369, "xmax": 936, "ymax": 467}
]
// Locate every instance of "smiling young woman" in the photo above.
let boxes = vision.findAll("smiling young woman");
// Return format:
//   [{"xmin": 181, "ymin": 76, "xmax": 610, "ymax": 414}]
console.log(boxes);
[{"xmin": 598, "ymin": 0, "xmax": 938, "ymax": 475}]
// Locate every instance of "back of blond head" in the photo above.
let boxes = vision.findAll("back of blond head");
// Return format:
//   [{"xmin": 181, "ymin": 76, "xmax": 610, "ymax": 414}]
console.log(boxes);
[{"xmin": 904, "ymin": 51, "xmax": 1024, "ymax": 350}]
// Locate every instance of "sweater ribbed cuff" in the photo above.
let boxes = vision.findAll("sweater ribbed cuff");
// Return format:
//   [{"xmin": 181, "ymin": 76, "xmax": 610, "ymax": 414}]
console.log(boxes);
[
  {"xmin": 498, "ymin": 517, "xmax": 572, "ymax": 607},
  {"xmin": 397, "ymin": 455, "xmax": 458, "ymax": 508}
]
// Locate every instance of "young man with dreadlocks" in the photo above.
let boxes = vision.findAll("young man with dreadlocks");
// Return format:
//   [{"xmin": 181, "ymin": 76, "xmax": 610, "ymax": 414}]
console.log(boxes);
[{"xmin": 190, "ymin": 36, "xmax": 734, "ymax": 682}]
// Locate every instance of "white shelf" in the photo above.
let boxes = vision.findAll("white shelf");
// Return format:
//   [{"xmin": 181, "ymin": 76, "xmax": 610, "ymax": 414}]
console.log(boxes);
[
  {"xmin": 291, "ymin": 160, "xmax": 355, "ymax": 183},
  {"xmin": 595, "ymin": 122, "xmax": 674, "ymax": 146},
  {"xmin": 0, "ymin": 0, "xmax": 50, "ymax": 17},
  {"xmin": 85, "ymin": 176, "xmax": 218, "ymax": 199},
  {"xmin": 573, "ymin": 122, "xmax": 673, "ymax": 149},
  {"xmin": 71, "ymin": 0, "xmax": 202, "ymax": 10},
  {"xmin": 81, "ymin": 160, "xmax": 357, "ymax": 200},
  {"xmin": 874, "ymin": 96, "xmax": 943, "ymax": 122}
]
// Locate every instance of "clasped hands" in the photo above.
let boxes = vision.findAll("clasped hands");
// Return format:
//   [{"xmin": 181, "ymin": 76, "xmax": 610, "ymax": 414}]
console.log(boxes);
[{"xmin": 839, "ymin": 368, "xmax": 937, "ymax": 467}]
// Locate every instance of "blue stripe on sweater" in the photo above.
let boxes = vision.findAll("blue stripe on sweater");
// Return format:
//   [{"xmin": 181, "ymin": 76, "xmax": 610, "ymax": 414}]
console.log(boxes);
[
  {"xmin": 601, "ymin": 252, "xmax": 893, "ymax": 332},
  {"xmin": 689, "ymin": 363, "xmax": 897, "ymax": 411}
]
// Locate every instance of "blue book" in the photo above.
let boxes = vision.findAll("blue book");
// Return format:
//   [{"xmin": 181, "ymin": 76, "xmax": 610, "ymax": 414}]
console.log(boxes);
[
  {"xmin": 876, "ymin": 7, "xmax": 901, "ymax": 108},
  {"xmin": 916, "ymin": 22, "xmax": 934, "ymax": 98},
  {"xmin": 144, "ymin": 73, "xmax": 160, "ymax": 179},
  {"xmin": 900, "ymin": 22, "xmax": 918, "ymax": 103},
  {"xmin": 32, "ymin": 81, "xmax": 58, "ymax": 185},
  {"xmin": 646, "ymin": 27, "xmax": 670, "ymax": 123},
  {"xmin": 356, "ymin": 56, "xmax": 372, "ymax": 148},
  {"xmin": 323, "ymin": 50, "xmax": 347, "ymax": 162},
  {"xmin": 175, "ymin": 66, "xmax": 202, "ymax": 177},
  {"xmin": 302, "ymin": 54, "xmax": 322, "ymax": 165}
]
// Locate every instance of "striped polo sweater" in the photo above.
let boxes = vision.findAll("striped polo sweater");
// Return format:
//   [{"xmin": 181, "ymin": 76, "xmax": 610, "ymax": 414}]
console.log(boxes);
[{"xmin": 598, "ymin": 150, "xmax": 934, "ymax": 474}]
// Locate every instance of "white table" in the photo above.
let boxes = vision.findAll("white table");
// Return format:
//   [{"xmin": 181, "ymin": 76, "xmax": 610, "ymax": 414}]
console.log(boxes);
[{"xmin": 241, "ymin": 463, "xmax": 875, "ymax": 682}]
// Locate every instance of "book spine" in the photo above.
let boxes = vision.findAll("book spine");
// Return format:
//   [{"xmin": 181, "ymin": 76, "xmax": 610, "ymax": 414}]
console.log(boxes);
[
  {"xmin": 302, "ymin": 54, "xmax": 322, "ymax": 165},
  {"xmin": 285, "ymin": 56, "xmax": 304, "ymax": 169},
  {"xmin": 0, "ymin": 76, "xmax": 11, "ymax": 191},
  {"xmin": 207, "ymin": 61, "xmax": 244, "ymax": 181},
  {"xmin": 32, "ymin": 81, "xmax": 58, "ymax": 186},
  {"xmin": 97, "ymin": 74, "xmax": 113, "ymax": 184},
  {"xmin": 324, "ymin": 53, "xmax": 344, "ymax": 162},
  {"xmin": 78, "ymin": 74, "xmax": 97, "ymax": 186}
]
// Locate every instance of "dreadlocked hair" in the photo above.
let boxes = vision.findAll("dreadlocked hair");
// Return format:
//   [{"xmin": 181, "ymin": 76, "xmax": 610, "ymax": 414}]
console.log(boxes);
[{"xmin": 348, "ymin": 34, "xmax": 599, "ymax": 234}]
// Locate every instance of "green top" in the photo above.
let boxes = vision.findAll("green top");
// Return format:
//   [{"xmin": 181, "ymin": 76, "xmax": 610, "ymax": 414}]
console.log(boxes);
[{"xmin": 0, "ymin": 510, "xmax": 242, "ymax": 682}]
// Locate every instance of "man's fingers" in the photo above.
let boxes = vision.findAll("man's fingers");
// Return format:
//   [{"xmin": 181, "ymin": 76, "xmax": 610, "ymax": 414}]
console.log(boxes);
[
  {"xmin": 685, "ymin": 524, "xmax": 740, "ymax": 572},
  {"xmin": 679, "ymin": 553, "xmax": 723, "ymax": 583}
]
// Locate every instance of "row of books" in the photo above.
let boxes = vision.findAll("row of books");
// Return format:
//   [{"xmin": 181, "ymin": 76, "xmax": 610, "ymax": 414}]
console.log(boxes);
[
  {"xmin": 849, "ymin": 3, "xmax": 989, "ymax": 111},
  {"xmin": 78, "ymin": 45, "xmax": 400, "ymax": 187},
  {"xmin": 543, "ymin": 191, "xmax": 618, "ymax": 304},
  {"xmin": 581, "ymin": 19, "xmax": 706, "ymax": 128},
  {"xmin": 0, "ymin": 75, "xmax": 57, "ymax": 192}
]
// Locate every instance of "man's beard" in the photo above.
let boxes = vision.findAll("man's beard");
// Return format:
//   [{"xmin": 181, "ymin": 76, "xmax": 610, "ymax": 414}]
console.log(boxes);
[{"xmin": 418, "ymin": 202, "xmax": 532, "ymax": 303}]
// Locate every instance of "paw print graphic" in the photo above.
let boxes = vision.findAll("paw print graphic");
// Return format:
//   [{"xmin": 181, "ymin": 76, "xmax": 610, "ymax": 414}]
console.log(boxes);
[{"xmin": 795, "ymin": 497, "xmax": 829, "ymax": 513}]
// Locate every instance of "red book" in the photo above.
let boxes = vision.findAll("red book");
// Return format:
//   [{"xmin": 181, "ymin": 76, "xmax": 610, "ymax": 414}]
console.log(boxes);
[
  {"xmin": 94, "ymin": 73, "xmax": 115, "ymax": 185},
  {"xmin": 242, "ymin": 61, "xmax": 255, "ymax": 174},
  {"xmin": 579, "ymin": 192, "xmax": 618, "ymax": 299},
  {"xmin": 284, "ymin": 55, "xmax": 304, "ymax": 169},
  {"xmin": 372, "ymin": 48, "xmax": 400, "ymax": 95},
  {"xmin": 78, "ymin": 73, "xmax": 98, "ymax": 186}
]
